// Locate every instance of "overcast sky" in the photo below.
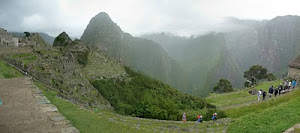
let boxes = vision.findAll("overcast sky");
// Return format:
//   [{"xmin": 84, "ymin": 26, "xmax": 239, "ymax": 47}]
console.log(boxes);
[{"xmin": 0, "ymin": 0, "xmax": 300, "ymax": 38}]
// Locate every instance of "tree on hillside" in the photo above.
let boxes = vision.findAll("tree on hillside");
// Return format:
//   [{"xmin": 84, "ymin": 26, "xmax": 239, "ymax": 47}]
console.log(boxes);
[
  {"xmin": 244, "ymin": 65, "xmax": 276, "ymax": 87},
  {"xmin": 24, "ymin": 32, "xmax": 30, "ymax": 37},
  {"xmin": 213, "ymin": 79, "xmax": 233, "ymax": 93},
  {"xmin": 266, "ymin": 73, "xmax": 276, "ymax": 81}
]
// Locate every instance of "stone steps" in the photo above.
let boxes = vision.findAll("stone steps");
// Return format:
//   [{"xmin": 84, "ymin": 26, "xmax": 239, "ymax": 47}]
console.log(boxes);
[{"xmin": 25, "ymin": 78, "xmax": 80, "ymax": 133}]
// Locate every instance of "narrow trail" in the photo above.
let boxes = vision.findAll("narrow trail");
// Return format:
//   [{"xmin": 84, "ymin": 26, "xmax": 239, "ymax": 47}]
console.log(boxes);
[{"xmin": 0, "ymin": 77, "xmax": 79, "ymax": 133}]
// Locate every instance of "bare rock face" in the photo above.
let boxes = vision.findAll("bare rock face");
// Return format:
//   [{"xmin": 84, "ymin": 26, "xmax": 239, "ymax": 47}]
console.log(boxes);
[{"xmin": 53, "ymin": 32, "xmax": 72, "ymax": 47}]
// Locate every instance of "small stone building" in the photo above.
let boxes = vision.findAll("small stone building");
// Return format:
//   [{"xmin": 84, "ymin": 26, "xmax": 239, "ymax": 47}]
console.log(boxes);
[
  {"xmin": 287, "ymin": 56, "xmax": 300, "ymax": 80},
  {"xmin": 0, "ymin": 28, "xmax": 19, "ymax": 47}
]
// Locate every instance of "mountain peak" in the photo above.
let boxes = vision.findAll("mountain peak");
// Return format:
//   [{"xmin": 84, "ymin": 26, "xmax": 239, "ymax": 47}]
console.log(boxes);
[
  {"xmin": 53, "ymin": 32, "xmax": 72, "ymax": 47},
  {"xmin": 81, "ymin": 12, "xmax": 123, "ymax": 44},
  {"xmin": 95, "ymin": 12, "xmax": 111, "ymax": 19},
  {"xmin": 90, "ymin": 12, "xmax": 114, "ymax": 24}
]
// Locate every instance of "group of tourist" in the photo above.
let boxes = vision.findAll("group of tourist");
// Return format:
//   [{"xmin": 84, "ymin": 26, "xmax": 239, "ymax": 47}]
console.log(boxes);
[
  {"xmin": 181, "ymin": 112, "xmax": 217, "ymax": 123},
  {"xmin": 257, "ymin": 79, "xmax": 297, "ymax": 101},
  {"xmin": 181, "ymin": 79, "xmax": 297, "ymax": 123}
]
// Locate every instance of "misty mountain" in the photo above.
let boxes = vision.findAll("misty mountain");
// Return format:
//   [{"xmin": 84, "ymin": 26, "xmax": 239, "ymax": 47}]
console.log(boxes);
[
  {"xmin": 142, "ymin": 33, "xmax": 244, "ymax": 93},
  {"xmin": 80, "ymin": 12, "xmax": 196, "ymax": 95},
  {"xmin": 142, "ymin": 15, "xmax": 300, "ymax": 91},
  {"xmin": 223, "ymin": 15, "xmax": 300, "ymax": 77},
  {"xmin": 11, "ymin": 32, "xmax": 55, "ymax": 45}
]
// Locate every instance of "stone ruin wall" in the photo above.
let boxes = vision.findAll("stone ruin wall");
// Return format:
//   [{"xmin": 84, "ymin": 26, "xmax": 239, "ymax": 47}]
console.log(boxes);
[
  {"xmin": 287, "ymin": 67, "xmax": 300, "ymax": 80},
  {"xmin": 0, "ymin": 28, "xmax": 19, "ymax": 47},
  {"xmin": 0, "ymin": 47, "xmax": 32, "ymax": 55}
]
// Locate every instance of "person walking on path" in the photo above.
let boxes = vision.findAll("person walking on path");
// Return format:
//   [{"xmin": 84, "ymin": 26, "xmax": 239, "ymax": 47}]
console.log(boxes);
[
  {"xmin": 269, "ymin": 86, "xmax": 274, "ymax": 98},
  {"xmin": 292, "ymin": 80, "xmax": 297, "ymax": 89},
  {"xmin": 274, "ymin": 88, "xmax": 279, "ymax": 97},
  {"xmin": 288, "ymin": 81, "xmax": 292, "ymax": 90},
  {"xmin": 284, "ymin": 80, "xmax": 288, "ymax": 90},
  {"xmin": 212, "ymin": 113, "xmax": 217, "ymax": 121},
  {"xmin": 279, "ymin": 84, "xmax": 283, "ymax": 95},
  {"xmin": 197, "ymin": 115, "xmax": 203, "ymax": 123},
  {"xmin": 257, "ymin": 89, "xmax": 262, "ymax": 101},
  {"xmin": 182, "ymin": 112, "xmax": 186, "ymax": 123},
  {"xmin": 263, "ymin": 91, "xmax": 266, "ymax": 100}
]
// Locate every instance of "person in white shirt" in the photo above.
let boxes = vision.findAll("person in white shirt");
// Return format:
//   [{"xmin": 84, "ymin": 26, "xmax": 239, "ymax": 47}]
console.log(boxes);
[{"xmin": 257, "ymin": 89, "xmax": 262, "ymax": 101}]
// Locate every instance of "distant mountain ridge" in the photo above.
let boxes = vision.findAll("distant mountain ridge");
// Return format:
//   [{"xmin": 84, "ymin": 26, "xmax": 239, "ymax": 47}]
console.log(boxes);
[{"xmin": 142, "ymin": 15, "xmax": 300, "ymax": 91}]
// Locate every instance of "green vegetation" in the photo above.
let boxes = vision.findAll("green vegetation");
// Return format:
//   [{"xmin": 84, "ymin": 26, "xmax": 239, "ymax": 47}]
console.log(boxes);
[
  {"xmin": 213, "ymin": 79, "xmax": 233, "ymax": 94},
  {"xmin": 53, "ymin": 32, "xmax": 72, "ymax": 47},
  {"xmin": 225, "ymin": 88, "xmax": 299, "ymax": 118},
  {"xmin": 11, "ymin": 53, "xmax": 37, "ymax": 66},
  {"xmin": 92, "ymin": 67, "xmax": 221, "ymax": 121},
  {"xmin": 244, "ymin": 65, "xmax": 276, "ymax": 87},
  {"xmin": 228, "ymin": 89, "xmax": 300, "ymax": 133},
  {"xmin": 76, "ymin": 51, "xmax": 89, "ymax": 66},
  {"xmin": 34, "ymin": 82, "xmax": 137, "ymax": 133},
  {"xmin": 35, "ymin": 81, "xmax": 230, "ymax": 133},
  {"xmin": 206, "ymin": 79, "xmax": 300, "ymax": 132},
  {"xmin": 206, "ymin": 80, "xmax": 281, "ymax": 109},
  {"xmin": 24, "ymin": 32, "xmax": 30, "ymax": 37},
  {"xmin": 0, "ymin": 60, "xmax": 23, "ymax": 78}
]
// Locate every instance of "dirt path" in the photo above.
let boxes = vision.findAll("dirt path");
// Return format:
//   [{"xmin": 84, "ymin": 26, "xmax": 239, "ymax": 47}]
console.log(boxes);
[{"xmin": 0, "ymin": 77, "xmax": 79, "ymax": 133}]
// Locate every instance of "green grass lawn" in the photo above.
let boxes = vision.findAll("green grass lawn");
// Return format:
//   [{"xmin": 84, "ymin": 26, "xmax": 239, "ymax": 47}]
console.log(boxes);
[
  {"xmin": 228, "ymin": 89, "xmax": 300, "ymax": 133},
  {"xmin": 0, "ymin": 60, "xmax": 23, "ymax": 78},
  {"xmin": 225, "ymin": 88, "xmax": 300, "ymax": 118},
  {"xmin": 205, "ymin": 80, "xmax": 300, "ymax": 132}
]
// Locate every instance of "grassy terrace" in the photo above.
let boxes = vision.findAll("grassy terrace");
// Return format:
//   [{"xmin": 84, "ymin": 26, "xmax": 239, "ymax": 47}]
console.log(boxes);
[
  {"xmin": 0, "ymin": 60, "xmax": 23, "ymax": 78},
  {"xmin": 206, "ymin": 80, "xmax": 281, "ymax": 109},
  {"xmin": 205, "ymin": 80, "xmax": 300, "ymax": 133},
  {"xmin": 11, "ymin": 53, "xmax": 37, "ymax": 65},
  {"xmin": 228, "ymin": 89, "xmax": 300, "ymax": 133}
]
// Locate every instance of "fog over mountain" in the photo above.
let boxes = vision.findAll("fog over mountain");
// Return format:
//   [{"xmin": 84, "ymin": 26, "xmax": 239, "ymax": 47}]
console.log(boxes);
[
  {"xmin": 1, "ymin": 0, "xmax": 300, "ymax": 37},
  {"xmin": 142, "ymin": 15, "xmax": 300, "ymax": 91}
]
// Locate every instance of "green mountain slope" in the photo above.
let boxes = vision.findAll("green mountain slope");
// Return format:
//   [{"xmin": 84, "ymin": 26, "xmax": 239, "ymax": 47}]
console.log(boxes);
[{"xmin": 80, "ymin": 12, "xmax": 189, "ymax": 95}]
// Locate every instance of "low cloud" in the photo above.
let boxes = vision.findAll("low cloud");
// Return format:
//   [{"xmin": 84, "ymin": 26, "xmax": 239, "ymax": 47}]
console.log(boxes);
[{"xmin": 0, "ymin": 0, "xmax": 299, "ymax": 38}]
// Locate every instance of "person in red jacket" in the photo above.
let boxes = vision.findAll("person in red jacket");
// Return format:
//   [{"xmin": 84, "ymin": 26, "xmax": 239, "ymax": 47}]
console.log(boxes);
[{"xmin": 197, "ymin": 115, "xmax": 203, "ymax": 123}]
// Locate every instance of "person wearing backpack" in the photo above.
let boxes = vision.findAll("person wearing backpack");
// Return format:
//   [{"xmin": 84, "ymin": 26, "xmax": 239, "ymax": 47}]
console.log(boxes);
[
  {"xmin": 269, "ymin": 86, "xmax": 274, "ymax": 98},
  {"xmin": 263, "ymin": 91, "xmax": 266, "ymax": 100},
  {"xmin": 279, "ymin": 84, "xmax": 283, "ymax": 95},
  {"xmin": 274, "ymin": 88, "xmax": 278, "ymax": 97},
  {"xmin": 284, "ymin": 80, "xmax": 288, "ymax": 90}
]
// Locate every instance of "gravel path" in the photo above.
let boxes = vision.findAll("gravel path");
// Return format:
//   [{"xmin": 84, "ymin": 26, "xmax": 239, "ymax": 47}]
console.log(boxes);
[{"xmin": 0, "ymin": 77, "xmax": 79, "ymax": 133}]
